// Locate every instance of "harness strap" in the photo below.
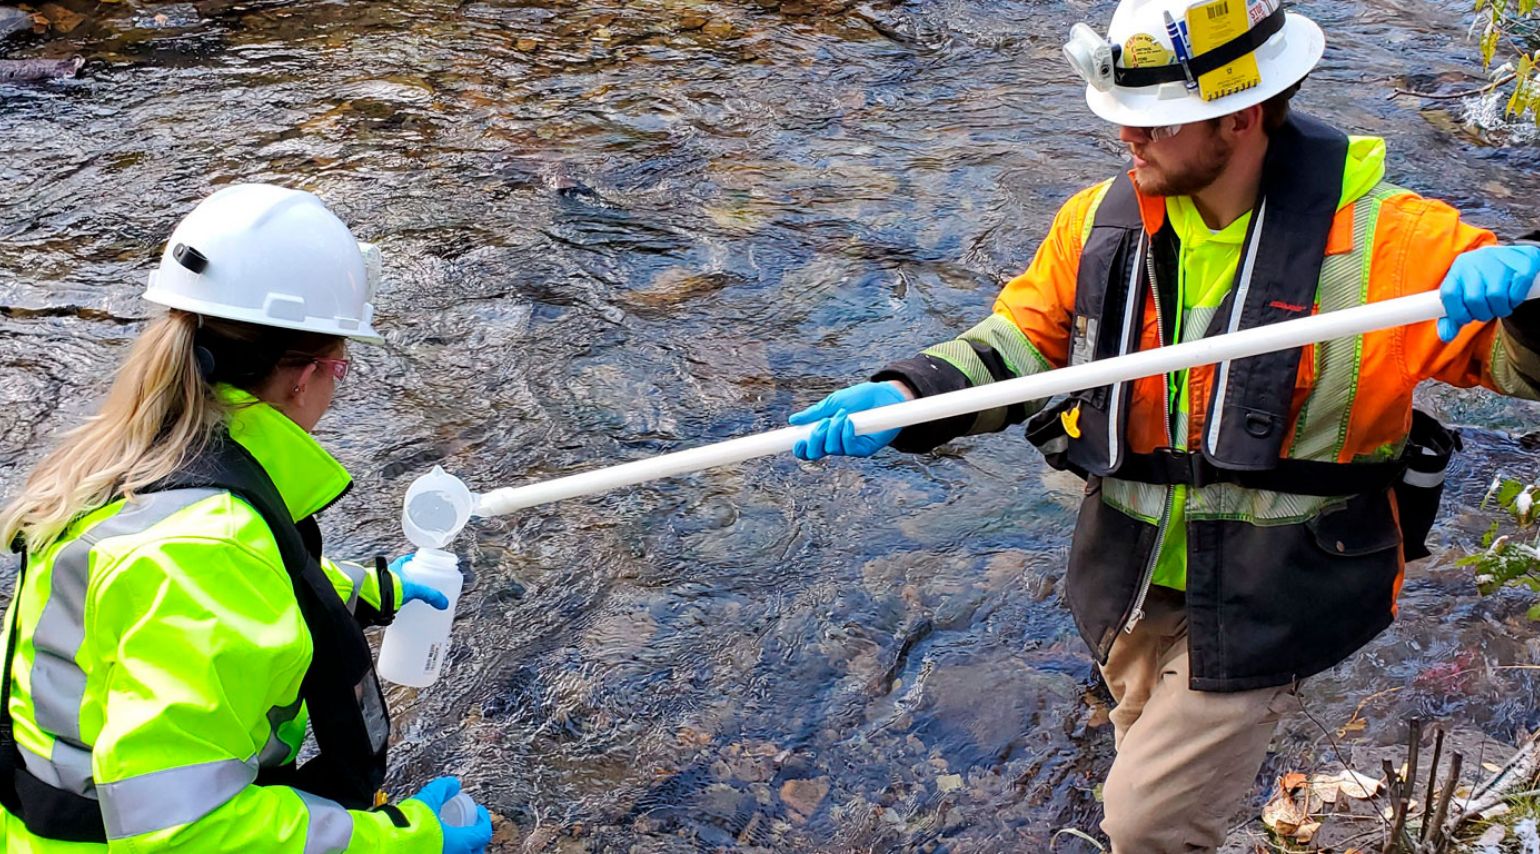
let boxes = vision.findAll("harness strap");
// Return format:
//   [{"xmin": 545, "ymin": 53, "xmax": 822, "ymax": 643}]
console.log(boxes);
[{"xmin": 1113, "ymin": 449, "xmax": 1404, "ymax": 496}]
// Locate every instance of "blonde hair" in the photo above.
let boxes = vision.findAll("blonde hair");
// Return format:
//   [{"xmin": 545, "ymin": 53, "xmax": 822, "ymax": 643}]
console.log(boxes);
[{"xmin": 0, "ymin": 310, "xmax": 339, "ymax": 549}]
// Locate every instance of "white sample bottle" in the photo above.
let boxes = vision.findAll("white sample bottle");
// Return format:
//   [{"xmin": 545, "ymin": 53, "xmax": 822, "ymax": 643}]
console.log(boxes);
[
  {"xmin": 377, "ymin": 466, "xmax": 475, "ymax": 688},
  {"xmin": 377, "ymin": 548, "xmax": 464, "ymax": 687}
]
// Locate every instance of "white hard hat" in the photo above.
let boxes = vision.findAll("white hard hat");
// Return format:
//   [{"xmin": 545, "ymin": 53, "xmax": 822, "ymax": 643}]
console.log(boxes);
[
  {"xmin": 1064, "ymin": 0, "xmax": 1324, "ymax": 127},
  {"xmin": 144, "ymin": 184, "xmax": 384, "ymax": 343}
]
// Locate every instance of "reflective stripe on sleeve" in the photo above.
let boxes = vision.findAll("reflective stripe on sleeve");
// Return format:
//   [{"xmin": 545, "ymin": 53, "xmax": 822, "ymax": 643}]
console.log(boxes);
[
  {"xmin": 297, "ymin": 790, "xmax": 355, "ymax": 854},
  {"xmin": 99, "ymin": 757, "xmax": 257, "ymax": 839}
]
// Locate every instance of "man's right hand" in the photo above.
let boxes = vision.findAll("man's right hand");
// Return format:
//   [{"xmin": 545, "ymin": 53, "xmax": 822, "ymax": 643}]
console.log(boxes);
[{"xmin": 788, "ymin": 381, "xmax": 911, "ymax": 460}]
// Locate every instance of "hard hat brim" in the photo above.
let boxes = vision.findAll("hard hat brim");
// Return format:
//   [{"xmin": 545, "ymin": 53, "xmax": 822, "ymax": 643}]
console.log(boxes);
[
  {"xmin": 143, "ymin": 286, "xmax": 386, "ymax": 345},
  {"xmin": 1084, "ymin": 13, "xmax": 1324, "ymax": 127}
]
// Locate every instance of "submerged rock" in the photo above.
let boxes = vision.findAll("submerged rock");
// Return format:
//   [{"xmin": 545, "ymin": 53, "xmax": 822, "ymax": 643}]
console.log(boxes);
[
  {"xmin": 0, "ymin": 57, "xmax": 83, "ymax": 83},
  {"xmin": 131, "ymin": 4, "xmax": 202, "ymax": 30},
  {"xmin": 0, "ymin": 7, "xmax": 34, "ymax": 42}
]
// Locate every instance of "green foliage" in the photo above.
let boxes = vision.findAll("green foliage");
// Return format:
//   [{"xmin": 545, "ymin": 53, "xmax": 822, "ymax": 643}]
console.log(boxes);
[
  {"xmin": 1461, "ymin": 475, "xmax": 1540, "ymax": 615},
  {"xmin": 1475, "ymin": 0, "xmax": 1540, "ymax": 123}
]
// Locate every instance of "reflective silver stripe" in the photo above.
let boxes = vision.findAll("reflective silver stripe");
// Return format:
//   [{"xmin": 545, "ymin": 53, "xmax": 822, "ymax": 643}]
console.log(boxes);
[
  {"xmin": 259, "ymin": 696, "xmax": 305, "ymax": 768},
  {"xmin": 31, "ymin": 489, "xmax": 222, "ymax": 743},
  {"xmin": 100, "ymin": 757, "xmax": 257, "ymax": 839},
  {"xmin": 1106, "ymin": 233, "xmax": 1146, "ymax": 468},
  {"xmin": 356, "ymin": 671, "xmax": 389, "ymax": 753},
  {"xmin": 1205, "ymin": 200, "xmax": 1268, "ymax": 456},
  {"xmin": 335, "ymin": 560, "xmax": 368, "ymax": 614},
  {"xmin": 297, "ymin": 790, "xmax": 355, "ymax": 854},
  {"xmin": 20, "ymin": 740, "xmax": 95, "ymax": 799},
  {"xmin": 1402, "ymin": 468, "xmax": 1446, "ymax": 489}
]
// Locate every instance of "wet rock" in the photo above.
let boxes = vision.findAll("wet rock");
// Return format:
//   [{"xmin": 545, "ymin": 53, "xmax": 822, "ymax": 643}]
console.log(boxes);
[
  {"xmin": 0, "ymin": 7, "xmax": 32, "ymax": 41},
  {"xmin": 580, "ymin": 608, "xmax": 658, "ymax": 667},
  {"xmin": 0, "ymin": 304, "xmax": 139, "ymax": 324},
  {"xmin": 131, "ymin": 4, "xmax": 201, "ymax": 30},
  {"xmin": 714, "ymin": 740, "xmax": 781, "ymax": 783},
  {"xmin": 0, "ymin": 57, "xmax": 83, "ymax": 83},
  {"xmin": 38, "ymin": 3, "xmax": 84, "ymax": 34},
  {"xmin": 912, "ymin": 657, "xmax": 1080, "ymax": 769},
  {"xmin": 489, "ymin": 811, "xmax": 522, "ymax": 848},
  {"xmin": 779, "ymin": 776, "xmax": 829, "ymax": 823}
]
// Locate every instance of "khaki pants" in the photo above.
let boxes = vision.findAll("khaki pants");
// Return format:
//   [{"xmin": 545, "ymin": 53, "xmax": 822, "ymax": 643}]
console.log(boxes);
[{"xmin": 1098, "ymin": 587, "xmax": 1297, "ymax": 853}]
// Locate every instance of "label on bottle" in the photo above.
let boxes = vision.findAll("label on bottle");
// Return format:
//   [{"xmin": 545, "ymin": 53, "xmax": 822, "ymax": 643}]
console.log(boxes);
[{"xmin": 425, "ymin": 640, "xmax": 447, "ymax": 678}]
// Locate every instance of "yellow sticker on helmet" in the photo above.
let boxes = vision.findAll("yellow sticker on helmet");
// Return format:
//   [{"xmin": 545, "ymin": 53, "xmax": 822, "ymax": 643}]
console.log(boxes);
[
  {"xmin": 1122, "ymin": 33, "xmax": 1174, "ymax": 69},
  {"xmin": 1060, "ymin": 403, "xmax": 1083, "ymax": 440}
]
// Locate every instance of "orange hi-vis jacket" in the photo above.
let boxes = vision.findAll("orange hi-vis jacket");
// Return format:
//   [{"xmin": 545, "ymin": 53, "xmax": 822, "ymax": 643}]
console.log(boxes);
[{"xmin": 875, "ymin": 115, "xmax": 1540, "ymax": 691}]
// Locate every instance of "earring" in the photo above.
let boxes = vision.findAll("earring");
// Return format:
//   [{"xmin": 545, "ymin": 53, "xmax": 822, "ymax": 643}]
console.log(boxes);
[{"xmin": 292, "ymin": 385, "xmax": 302, "ymax": 394}]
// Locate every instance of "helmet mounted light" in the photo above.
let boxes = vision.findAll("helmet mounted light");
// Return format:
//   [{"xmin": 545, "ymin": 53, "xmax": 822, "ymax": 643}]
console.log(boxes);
[{"xmin": 1064, "ymin": 23, "xmax": 1119, "ymax": 92}]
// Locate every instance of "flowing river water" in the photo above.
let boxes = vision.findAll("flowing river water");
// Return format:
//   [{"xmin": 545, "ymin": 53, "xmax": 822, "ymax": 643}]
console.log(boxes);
[{"xmin": 2, "ymin": 1, "xmax": 1540, "ymax": 850}]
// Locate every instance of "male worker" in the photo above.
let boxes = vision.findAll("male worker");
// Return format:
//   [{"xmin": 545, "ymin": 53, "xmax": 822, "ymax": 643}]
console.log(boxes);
[{"xmin": 787, "ymin": 0, "xmax": 1540, "ymax": 849}]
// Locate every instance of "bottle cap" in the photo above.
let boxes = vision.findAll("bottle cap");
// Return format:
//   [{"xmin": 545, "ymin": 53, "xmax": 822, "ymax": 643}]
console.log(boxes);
[{"xmin": 439, "ymin": 792, "xmax": 478, "ymax": 827}]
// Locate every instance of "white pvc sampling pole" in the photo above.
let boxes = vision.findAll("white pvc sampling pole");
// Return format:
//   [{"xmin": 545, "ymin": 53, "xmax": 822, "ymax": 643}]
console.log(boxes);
[{"xmin": 474, "ymin": 283, "xmax": 1540, "ymax": 518}]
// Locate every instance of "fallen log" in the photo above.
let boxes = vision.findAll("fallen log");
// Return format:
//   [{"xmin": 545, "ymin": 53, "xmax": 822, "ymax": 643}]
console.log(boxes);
[{"xmin": 1446, "ymin": 727, "xmax": 1540, "ymax": 833}]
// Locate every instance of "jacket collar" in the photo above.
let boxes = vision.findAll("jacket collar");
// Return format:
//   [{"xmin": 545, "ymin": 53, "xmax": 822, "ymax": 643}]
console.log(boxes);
[{"xmin": 218, "ymin": 384, "xmax": 352, "ymax": 521}]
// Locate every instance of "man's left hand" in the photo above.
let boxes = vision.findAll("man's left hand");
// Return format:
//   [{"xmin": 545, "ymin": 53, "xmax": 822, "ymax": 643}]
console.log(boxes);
[{"xmin": 1438, "ymin": 245, "xmax": 1540, "ymax": 342}]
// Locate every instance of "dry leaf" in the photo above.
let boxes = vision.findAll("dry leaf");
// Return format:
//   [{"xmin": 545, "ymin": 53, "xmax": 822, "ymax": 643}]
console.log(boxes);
[
  {"xmin": 1307, "ymin": 769, "xmax": 1383, "ymax": 803},
  {"xmin": 1293, "ymin": 820, "xmax": 1322, "ymax": 844},
  {"xmin": 1280, "ymin": 771, "xmax": 1308, "ymax": 791},
  {"xmin": 1336, "ymin": 769, "xmax": 1384, "ymax": 799},
  {"xmin": 1482, "ymin": 761, "xmax": 1502, "ymax": 774},
  {"xmin": 1309, "ymin": 775, "xmax": 1341, "ymax": 805},
  {"xmin": 1262, "ymin": 781, "xmax": 1313, "ymax": 840},
  {"xmin": 1476, "ymin": 823, "xmax": 1507, "ymax": 846},
  {"xmin": 1337, "ymin": 718, "xmax": 1368, "ymax": 738}
]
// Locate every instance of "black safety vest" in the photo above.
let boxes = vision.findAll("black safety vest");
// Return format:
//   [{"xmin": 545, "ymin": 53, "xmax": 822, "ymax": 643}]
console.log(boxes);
[
  {"xmin": 1027, "ymin": 114, "xmax": 1460, "ymax": 690},
  {"xmin": 1027, "ymin": 113, "xmax": 1409, "ymax": 496},
  {"xmin": 0, "ymin": 435, "xmax": 391, "ymax": 842}
]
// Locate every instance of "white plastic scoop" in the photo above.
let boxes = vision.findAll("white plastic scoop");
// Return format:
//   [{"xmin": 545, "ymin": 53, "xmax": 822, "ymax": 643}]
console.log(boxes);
[{"xmin": 401, "ymin": 465, "xmax": 474, "ymax": 549}]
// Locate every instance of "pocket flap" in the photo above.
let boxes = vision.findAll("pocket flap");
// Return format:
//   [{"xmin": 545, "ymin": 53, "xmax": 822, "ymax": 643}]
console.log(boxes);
[{"xmin": 1306, "ymin": 490, "xmax": 1402, "ymax": 557}]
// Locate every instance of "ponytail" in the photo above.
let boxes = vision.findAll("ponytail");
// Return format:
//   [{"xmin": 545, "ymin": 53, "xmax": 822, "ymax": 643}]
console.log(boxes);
[{"xmin": 0, "ymin": 310, "xmax": 341, "ymax": 549}]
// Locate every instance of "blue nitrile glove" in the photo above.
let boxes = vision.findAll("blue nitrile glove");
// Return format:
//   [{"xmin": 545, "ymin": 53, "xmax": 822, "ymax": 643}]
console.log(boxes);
[
  {"xmin": 407, "ymin": 776, "xmax": 494, "ymax": 854},
  {"xmin": 1437, "ymin": 244, "xmax": 1540, "ymax": 342},
  {"xmin": 389, "ymin": 555, "xmax": 449, "ymax": 610},
  {"xmin": 788, "ymin": 381, "xmax": 908, "ymax": 461}
]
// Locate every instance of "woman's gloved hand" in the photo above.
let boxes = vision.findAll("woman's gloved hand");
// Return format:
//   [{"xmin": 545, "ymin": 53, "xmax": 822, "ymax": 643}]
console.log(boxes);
[
  {"xmin": 388, "ymin": 556, "xmax": 449, "ymax": 610},
  {"xmin": 788, "ymin": 381, "xmax": 910, "ymax": 460},
  {"xmin": 1437, "ymin": 244, "xmax": 1540, "ymax": 342},
  {"xmin": 406, "ymin": 776, "xmax": 493, "ymax": 854}
]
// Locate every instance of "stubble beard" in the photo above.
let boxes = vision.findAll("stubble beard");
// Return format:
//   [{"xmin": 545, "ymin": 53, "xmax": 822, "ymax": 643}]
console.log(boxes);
[{"xmin": 1130, "ymin": 132, "xmax": 1234, "ymax": 197}]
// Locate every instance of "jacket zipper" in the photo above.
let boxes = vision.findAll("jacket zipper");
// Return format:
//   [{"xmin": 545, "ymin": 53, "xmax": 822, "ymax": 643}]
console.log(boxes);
[{"xmin": 1123, "ymin": 243, "xmax": 1177, "ymax": 633}]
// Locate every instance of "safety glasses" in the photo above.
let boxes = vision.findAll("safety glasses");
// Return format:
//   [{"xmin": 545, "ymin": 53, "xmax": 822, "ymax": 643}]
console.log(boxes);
[
  {"xmin": 311, "ymin": 356, "xmax": 351, "ymax": 382},
  {"xmin": 1127, "ymin": 123, "xmax": 1186, "ymax": 141},
  {"xmin": 284, "ymin": 351, "xmax": 351, "ymax": 382}
]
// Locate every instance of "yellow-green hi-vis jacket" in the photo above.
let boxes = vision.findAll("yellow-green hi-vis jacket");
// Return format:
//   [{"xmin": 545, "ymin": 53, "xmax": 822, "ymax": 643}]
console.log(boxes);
[{"xmin": 0, "ymin": 387, "xmax": 442, "ymax": 851}]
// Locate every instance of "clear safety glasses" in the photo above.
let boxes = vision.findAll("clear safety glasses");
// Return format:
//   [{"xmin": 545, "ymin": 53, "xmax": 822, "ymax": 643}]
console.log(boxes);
[{"xmin": 1125, "ymin": 123, "xmax": 1186, "ymax": 141}]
